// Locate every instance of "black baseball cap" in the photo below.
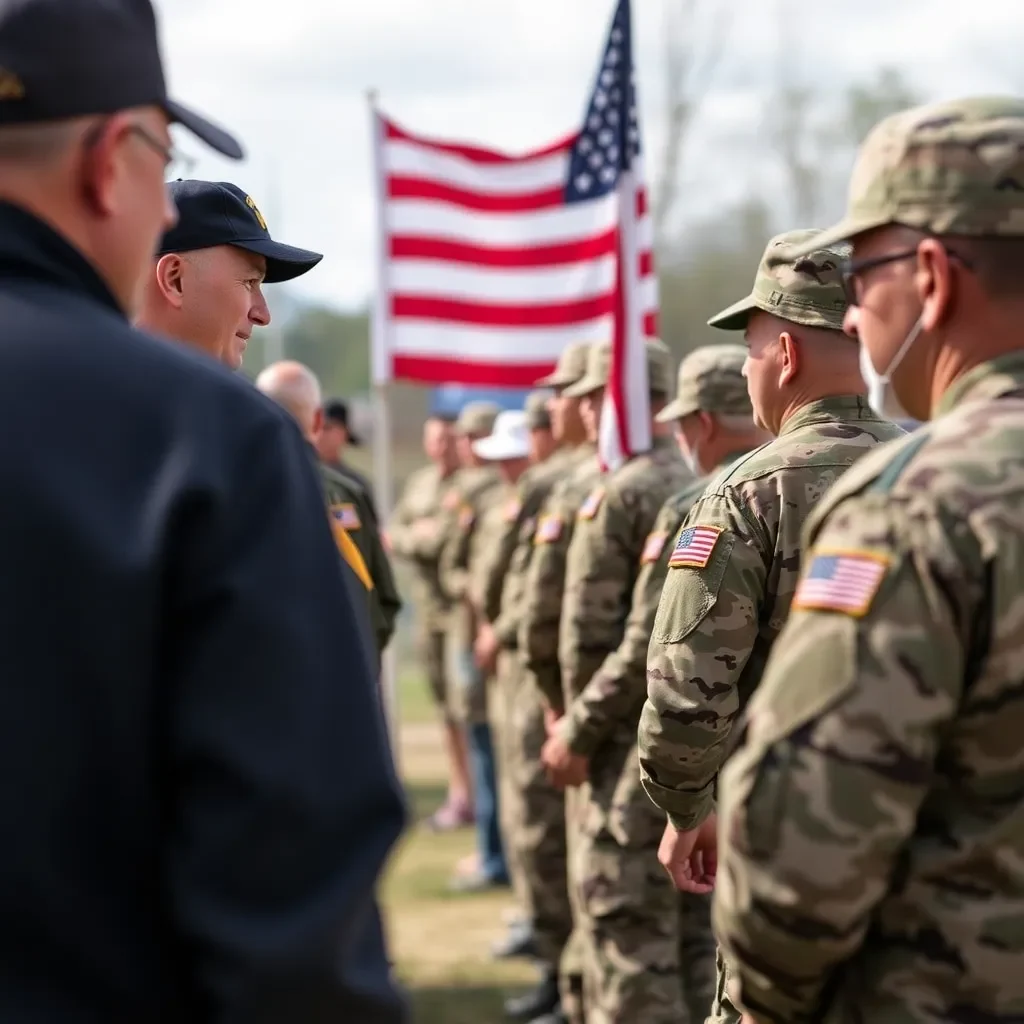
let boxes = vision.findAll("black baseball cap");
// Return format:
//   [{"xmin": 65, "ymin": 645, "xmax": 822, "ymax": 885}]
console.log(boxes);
[
  {"xmin": 324, "ymin": 399, "xmax": 362, "ymax": 446},
  {"xmin": 0, "ymin": 0, "xmax": 242, "ymax": 160},
  {"xmin": 158, "ymin": 180, "xmax": 323, "ymax": 284}
]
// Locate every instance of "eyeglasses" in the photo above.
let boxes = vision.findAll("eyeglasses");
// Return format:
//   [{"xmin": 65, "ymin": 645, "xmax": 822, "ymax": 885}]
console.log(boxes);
[
  {"xmin": 128, "ymin": 124, "xmax": 196, "ymax": 180},
  {"xmin": 841, "ymin": 244, "xmax": 973, "ymax": 307}
]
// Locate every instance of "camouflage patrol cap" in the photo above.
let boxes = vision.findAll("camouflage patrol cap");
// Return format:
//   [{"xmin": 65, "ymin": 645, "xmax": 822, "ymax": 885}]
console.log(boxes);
[
  {"xmin": 793, "ymin": 96, "xmax": 1024, "ymax": 257},
  {"xmin": 563, "ymin": 339, "xmax": 674, "ymax": 398},
  {"xmin": 455, "ymin": 400, "xmax": 501, "ymax": 437},
  {"xmin": 524, "ymin": 391, "xmax": 553, "ymax": 430},
  {"xmin": 655, "ymin": 344, "xmax": 751, "ymax": 424},
  {"xmin": 535, "ymin": 342, "xmax": 591, "ymax": 387},
  {"xmin": 707, "ymin": 229, "xmax": 850, "ymax": 332}
]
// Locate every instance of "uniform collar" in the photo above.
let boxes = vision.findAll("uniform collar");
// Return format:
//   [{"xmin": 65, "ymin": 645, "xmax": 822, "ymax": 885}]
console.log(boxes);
[
  {"xmin": 713, "ymin": 446, "xmax": 756, "ymax": 475},
  {"xmin": 778, "ymin": 395, "xmax": 874, "ymax": 437},
  {"xmin": 935, "ymin": 351, "xmax": 1024, "ymax": 416},
  {"xmin": 0, "ymin": 200, "xmax": 124, "ymax": 317}
]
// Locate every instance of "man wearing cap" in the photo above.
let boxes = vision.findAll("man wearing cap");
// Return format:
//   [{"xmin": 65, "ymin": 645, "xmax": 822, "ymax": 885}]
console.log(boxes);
[
  {"xmin": 714, "ymin": 97, "xmax": 1024, "ymax": 1024},
  {"xmin": 517, "ymin": 342, "xmax": 597, "ymax": 1024},
  {"xmin": 638, "ymin": 229, "xmax": 904, "ymax": 1024},
  {"xmin": 318, "ymin": 398, "xmax": 378, "ymax": 514},
  {"xmin": 255, "ymin": 360, "xmax": 401, "ymax": 661},
  {"xmin": 614, "ymin": 344, "xmax": 768, "ymax": 1024},
  {"xmin": 0, "ymin": 0, "xmax": 406, "ymax": 1020},
  {"xmin": 387, "ymin": 414, "xmax": 467, "ymax": 827},
  {"xmin": 138, "ymin": 178, "xmax": 322, "ymax": 370},
  {"xmin": 437, "ymin": 402, "xmax": 504, "ymax": 869},
  {"xmin": 524, "ymin": 390, "xmax": 558, "ymax": 465},
  {"xmin": 542, "ymin": 338, "xmax": 693, "ymax": 1024}
]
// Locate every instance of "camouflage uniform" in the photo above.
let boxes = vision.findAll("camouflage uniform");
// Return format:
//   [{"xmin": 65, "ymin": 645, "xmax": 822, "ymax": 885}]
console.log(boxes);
[
  {"xmin": 438, "ymin": 403, "xmax": 502, "ymax": 725},
  {"xmin": 639, "ymin": 231, "xmax": 906, "ymax": 1023},
  {"xmin": 715, "ymin": 96, "xmax": 1024, "ymax": 1024},
  {"xmin": 558, "ymin": 339, "xmax": 696, "ymax": 1024},
  {"xmin": 606, "ymin": 344, "xmax": 758, "ymax": 1024},
  {"xmin": 389, "ymin": 462, "xmax": 460, "ymax": 720},
  {"xmin": 319, "ymin": 460, "xmax": 401, "ymax": 661}
]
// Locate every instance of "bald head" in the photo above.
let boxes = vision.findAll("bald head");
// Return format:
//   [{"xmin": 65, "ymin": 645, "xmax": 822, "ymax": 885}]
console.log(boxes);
[{"xmin": 255, "ymin": 360, "xmax": 323, "ymax": 441}]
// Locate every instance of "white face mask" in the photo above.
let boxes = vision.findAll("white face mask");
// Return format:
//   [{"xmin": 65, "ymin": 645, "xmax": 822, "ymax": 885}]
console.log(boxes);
[
  {"xmin": 677, "ymin": 434, "xmax": 701, "ymax": 475},
  {"xmin": 860, "ymin": 313, "xmax": 924, "ymax": 421}
]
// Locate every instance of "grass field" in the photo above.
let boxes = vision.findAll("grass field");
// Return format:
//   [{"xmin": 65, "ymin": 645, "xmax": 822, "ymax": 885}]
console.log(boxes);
[{"xmin": 383, "ymin": 664, "xmax": 539, "ymax": 1023}]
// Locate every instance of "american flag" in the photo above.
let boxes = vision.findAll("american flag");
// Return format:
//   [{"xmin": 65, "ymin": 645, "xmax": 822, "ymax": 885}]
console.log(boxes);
[
  {"xmin": 793, "ymin": 553, "xmax": 889, "ymax": 617},
  {"xmin": 370, "ymin": 0, "xmax": 656, "ymax": 467},
  {"xmin": 668, "ymin": 526, "xmax": 723, "ymax": 569}
]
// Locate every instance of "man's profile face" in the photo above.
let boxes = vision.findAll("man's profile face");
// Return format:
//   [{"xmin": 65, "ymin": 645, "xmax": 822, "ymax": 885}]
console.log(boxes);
[
  {"xmin": 316, "ymin": 420, "xmax": 346, "ymax": 462},
  {"xmin": 178, "ymin": 246, "xmax": 270, "ymax": 369}
]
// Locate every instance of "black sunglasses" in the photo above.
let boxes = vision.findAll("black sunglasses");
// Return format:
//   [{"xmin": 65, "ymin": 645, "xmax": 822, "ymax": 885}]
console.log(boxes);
[{"xmin": 840, "ymin": 244, "xmax": 973, "ymax": 307}]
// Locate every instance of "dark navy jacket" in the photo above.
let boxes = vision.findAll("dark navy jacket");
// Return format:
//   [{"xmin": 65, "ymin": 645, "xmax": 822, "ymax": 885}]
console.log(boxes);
[{"xmin": 0, "ymin": 202, "xmax": 407, "ymax": 1023}]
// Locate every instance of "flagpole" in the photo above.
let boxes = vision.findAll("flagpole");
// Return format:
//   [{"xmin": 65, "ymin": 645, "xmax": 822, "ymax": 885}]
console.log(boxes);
[{"xmin": 367, "ymin": 87, "xmax": 400, "ymax": 767}]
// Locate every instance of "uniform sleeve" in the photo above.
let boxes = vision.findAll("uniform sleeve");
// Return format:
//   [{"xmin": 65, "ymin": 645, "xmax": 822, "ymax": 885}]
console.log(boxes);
[
  {"xmin": 561, "ymin": 496, "xmax": 669, "ymax": 756},
  {"xmin": 363, "ymin": 494, "xmax": 402, "ymax": 651},
  {"xmin": 388, "ymin": 475, "xmax": 447, "ymax": 564},
  {"xmin": 519, "ymin": 502, "xmax": 574, "ymax": 712},
  {"xmin": 437, "ymin": 504, "xmax": 471, "ymax": 603},
  {"xmin": 714, "ymin": 495, "xmax": 971, "ymax": 1024},
  {"xmin": 385, "ymin": 479, "xmax": 418, "ymax": 559},
  {"xmin": 479, "ymin": 502, "xmax": 522, "ymax": 625},
  {"xmin": 558, "ymin": 485, "xmax": 635, "ymax": 719},
  {"xmin": 638, "ymin": 492, "xmax": 768, "ymax": 830},
  {"xmin": 167, "ymin": 414, "xmax": 407, "ymax": 1022}
]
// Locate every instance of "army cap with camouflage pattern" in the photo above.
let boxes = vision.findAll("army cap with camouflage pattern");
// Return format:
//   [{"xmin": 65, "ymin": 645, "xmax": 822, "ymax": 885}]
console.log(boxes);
[
  {"xmin": 456, "ymin": 400, "xmax": 501, "ymax": 437},
  {"xmin": 563, "ymin": 338, "xmax": 674, "ymax": 398},
  {"xmin": 524, "ymin": 390, "xmax": 553, "ymax": 430},
  {"xmin": 535, "ymin": 341, "xmax": 592, "ymax": 388},
  {"xmin": 792, "ymin": 96, "xmax": 1024, "ymax": 258},
  {"xmin": 708, "ymin": 229, "xmax": 850, "ymax": 332},
  {"xmin": 656, "ymin": 343, "xmax": 752, "ymax": 424}
]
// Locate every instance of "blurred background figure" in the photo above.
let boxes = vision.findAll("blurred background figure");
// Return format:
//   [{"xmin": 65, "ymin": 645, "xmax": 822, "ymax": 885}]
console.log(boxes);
[
  {"xmin": 319, "ymin": 397, "xmax": 378, "ymax": 514},
  {"xmin": 525, "ymin": 390, "xmax": 558, "ymax": 464}
]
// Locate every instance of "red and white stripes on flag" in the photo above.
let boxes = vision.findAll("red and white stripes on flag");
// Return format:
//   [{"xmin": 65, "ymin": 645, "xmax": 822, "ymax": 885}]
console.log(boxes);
[
  {"xmin": 370, "ymin": 117, "xmax": 657, "ymax": 390},
  {"xmin": 368, "ymin": 0, "xmax": 655, "ymax": 470}
]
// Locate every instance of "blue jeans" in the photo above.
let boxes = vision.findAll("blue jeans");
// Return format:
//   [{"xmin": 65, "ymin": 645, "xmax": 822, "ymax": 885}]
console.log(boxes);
[{"xmin": 467, "ymin": 722, "xmax": 508, "ymax": 883}]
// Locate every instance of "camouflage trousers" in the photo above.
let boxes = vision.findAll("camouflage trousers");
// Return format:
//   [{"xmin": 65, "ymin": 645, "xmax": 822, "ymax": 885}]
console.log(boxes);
[
  {"xmin": 708, "ymin": 949, "xmax": 742, "ymax": 1024},
  {"xmin": 559, "ymin": 785, "xmax": 587, "ymax": 1024},
  {"xmin": 572, "ymin": 738, "xmax": 716, "ymax": 1024},
  {"xmin": 492, "ymin": 651, "xmax": 528, "ymax": 914},
  {"xmin": 507, "ymin": 670, "xmax": 574, "ymax": 968}
]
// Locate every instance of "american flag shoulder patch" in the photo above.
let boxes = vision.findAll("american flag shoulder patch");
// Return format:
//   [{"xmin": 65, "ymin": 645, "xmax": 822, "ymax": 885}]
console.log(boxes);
[
  {"xmin": 668, "ymin": 525, "xmax": 723, "ymax": 569},
  {"xmin": 578, "ymin": 487, "xmax": 605, "ymax": 520},
  {"xmin": 330, "ymin": 502, "xmax": 361, "ymax": 530},
  {"xmin": 640, "ymin": 530, "xmax": 669, "ymax": 565},
  {"xmin": 792, "ymin": 550, "xmax": 890, "ymax": 617},
  {"xmin": 535, "ymin": 514, "xmax": 564, "ymax": 545}
]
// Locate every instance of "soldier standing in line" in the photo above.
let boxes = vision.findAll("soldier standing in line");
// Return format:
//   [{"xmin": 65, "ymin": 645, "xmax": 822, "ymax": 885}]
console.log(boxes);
[
  {"xmin": 542, "ymin": 339, "xmax": 693, "ymax": 1024},
  {"xmin": 619, "ymin": 344, "xmax": 768, "ymax": 1024},
  {"xmin": 516, "ymin": 343, "xmax": 596, "ymax": 1024},
  {"xmin": 638, "ymin": 230, "xmax": 905, "ymax": 1023},
  {"xmin": 438, "ymin": 401, "xmax": 505, "ymax": 888},
  {"xmin": 386, "ymin": 414, "xmax": 471, "ymax": 830},
  {"xmin": 715, "ymin": 95, "xmax": 1024, "ymax": 1024}
]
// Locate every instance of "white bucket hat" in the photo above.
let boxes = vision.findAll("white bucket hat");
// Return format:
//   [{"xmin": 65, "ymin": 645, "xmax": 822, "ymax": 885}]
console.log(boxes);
[{"xmin": 472, "ymin": 410, "xmax": 531, "ymax": 462}]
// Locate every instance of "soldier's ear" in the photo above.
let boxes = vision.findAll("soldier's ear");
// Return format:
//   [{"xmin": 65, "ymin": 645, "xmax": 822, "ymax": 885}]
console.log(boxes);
[
  {"xmin": 154, "ymin": 253, "xmax": 185, "ymax": 308},
  {"xmin": 916, "ymin": 236, "xmax": 955, "ymax": 332},
  {"xmin": 777, "ymin": 330, "xmax": 800, "ymax": 386}
]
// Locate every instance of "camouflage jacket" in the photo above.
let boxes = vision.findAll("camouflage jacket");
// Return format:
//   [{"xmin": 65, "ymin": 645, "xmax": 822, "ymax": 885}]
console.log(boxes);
[
  {"xmin": 640, "ymin": 396, "xmax": 904, "ymax": 829},
  {"xmin": 437, "ymin": 464, "xmax": 502, "ymax": 607},
  {"xmin": 387, "ymin": 463, "xmax": 459, "ymax": 629},
  {"xmin": 714, "ymin": 353, "xmax": 1024, "ymax": 1024},
  {"xmin": 559, "ymin": 436, "xmax": 692, "ymax": 756},
  {"xmin": 518, "ymin": 445, "xmax": 599, "ymax": 711}
]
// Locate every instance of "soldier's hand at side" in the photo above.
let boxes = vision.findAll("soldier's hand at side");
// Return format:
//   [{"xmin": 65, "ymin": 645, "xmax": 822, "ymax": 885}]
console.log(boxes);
[
  {"xmin": 473, "ymin": 622, "xmax": 499, "ymax": 672},
  {"xmin": 541, "ymin": 734, "xmax": 588, "ymax": 789},
  {"xmin": 543, "ymin": 706, "xmax": 562, "ymax": 737},
  {"xmin": 380, "ymin": 528, "xmax": 392, "ymax": 553},
  {"xmin": 411, "ymin": 517, "xmax": 438, "ymax": 544},
  {"xmin": 658, "ymin": 815, "xmax": 717, "ymax": 894}
]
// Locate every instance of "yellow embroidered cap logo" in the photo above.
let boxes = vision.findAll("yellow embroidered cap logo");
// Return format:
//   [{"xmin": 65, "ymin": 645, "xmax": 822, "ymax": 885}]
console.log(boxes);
[
  {"xmin": 245, "ymin": 195, "xmax": 268, "ymax": 231},
  {"xmin": 0, "ymin": 68, "xmax": 25, "ymax": 100}
]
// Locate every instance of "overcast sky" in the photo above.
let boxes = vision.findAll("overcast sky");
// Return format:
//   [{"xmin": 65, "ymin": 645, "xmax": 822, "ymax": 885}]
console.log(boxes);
[{"xmin": 155, "ymin": 0, "xmax": 1024, "ymax": 312}]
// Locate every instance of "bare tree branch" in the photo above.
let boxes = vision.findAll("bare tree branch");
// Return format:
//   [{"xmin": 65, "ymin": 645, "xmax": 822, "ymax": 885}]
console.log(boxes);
[{"xmin": 653, "ymin": 0, "xmax": 733, "ymax": 247}]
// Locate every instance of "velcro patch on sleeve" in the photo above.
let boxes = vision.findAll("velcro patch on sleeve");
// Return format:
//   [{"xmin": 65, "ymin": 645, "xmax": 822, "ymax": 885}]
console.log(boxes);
[
  {"xmin": 640, "ymin": 530, "xmax": 669, "ymax": 565},
  {"xmin": 668, "ymin": 525, "xmax": 723, "ymax": 569},
  {"xmin": 792, "ymin": 550, "xmax": 890, "ymax": 617},
  {"xmin": 577, "ymin": 487, "xmax": 605, "ymax": 521},
  {"xmin": 330, "ymin": 502, "xmax": 361, "ymax": 530},
  {"xmin": 534, "ymin": 514, "xmax": 564, "ymax": 544}
]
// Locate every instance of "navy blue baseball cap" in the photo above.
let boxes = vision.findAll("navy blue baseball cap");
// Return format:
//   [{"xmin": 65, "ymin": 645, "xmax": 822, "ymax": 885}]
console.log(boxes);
[
  {"xmin": 0, "ymin": 0, "xmax": 242, "ymax": 160},
  {"xmin": 158, "ymin": 180, "xmax": 323, "ymax": 284}
]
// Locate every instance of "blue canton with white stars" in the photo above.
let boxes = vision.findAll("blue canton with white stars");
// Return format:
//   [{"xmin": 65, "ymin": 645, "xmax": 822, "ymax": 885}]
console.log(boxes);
[{"xmin": 564, "ymin": 0, "xmax": 639, "ymax": 203}]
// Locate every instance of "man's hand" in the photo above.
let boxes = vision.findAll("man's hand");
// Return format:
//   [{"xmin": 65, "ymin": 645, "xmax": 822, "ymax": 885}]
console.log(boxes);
[
  {"xmin": 411, "ymin": 517, "xmax": 438, "ymax": 545},
  {"xmin": 380, "ymin": 528, "xmax": 392, "ymax": 553},
  {"xmin": 541, "ymin": 733, "xmax": 588, "ymax": 789},
  {"xmin": 473, "ymin": 622, "xmax": 499, "ymax": 673},
  {"xmin": 657, "ymin": 814, "xmax": 718, "ymax": 894},
  {"xmin": 543, "ymin": 705, "xmax": 563, "ymax": 737}
]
